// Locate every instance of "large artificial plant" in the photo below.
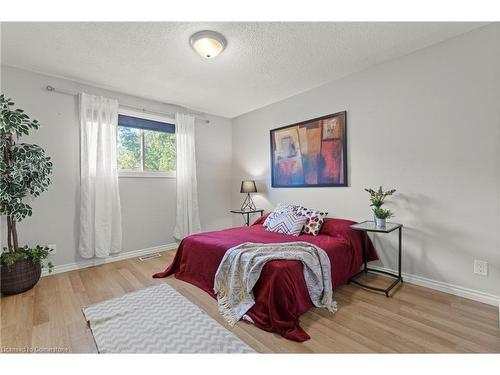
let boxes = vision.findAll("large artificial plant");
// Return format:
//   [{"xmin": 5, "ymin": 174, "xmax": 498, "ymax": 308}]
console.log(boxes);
[{"xmin": 0, "ymin": 94, "xmax": 53, "ymax": 270}]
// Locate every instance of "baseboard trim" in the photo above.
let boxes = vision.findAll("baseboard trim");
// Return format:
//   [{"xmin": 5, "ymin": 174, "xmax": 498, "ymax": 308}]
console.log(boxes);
[
  {"xmin": 370, "ymin": 265, "xmax": 499, "ymax": 307},
  {"xmin": 41, "ymin": 243, "xmax": 178, "ymax": 277}
]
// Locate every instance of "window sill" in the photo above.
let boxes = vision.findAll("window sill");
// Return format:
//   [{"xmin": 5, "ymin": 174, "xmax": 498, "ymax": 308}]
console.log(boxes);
[{"xmin": 119, "ymin": 171, "xmax": 176, "ymax": 179}]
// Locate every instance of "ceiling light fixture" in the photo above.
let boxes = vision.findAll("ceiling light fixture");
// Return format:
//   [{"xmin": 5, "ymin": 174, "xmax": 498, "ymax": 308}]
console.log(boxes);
[{"xmin": 189, "ymin": 30, "xmax": 227, "ymax": 59}]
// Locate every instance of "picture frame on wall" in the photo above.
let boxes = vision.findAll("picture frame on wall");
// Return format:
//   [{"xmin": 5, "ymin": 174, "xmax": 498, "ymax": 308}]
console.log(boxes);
[{"xmin": 270, "ymin": 111, "xmax": 347, "ymax": 188}]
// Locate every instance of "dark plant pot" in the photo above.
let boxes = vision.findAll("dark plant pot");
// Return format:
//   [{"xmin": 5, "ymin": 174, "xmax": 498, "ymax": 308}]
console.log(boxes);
[{"xmin": 1, "ymin": 259, "xmax": 41, "ymax": 295}]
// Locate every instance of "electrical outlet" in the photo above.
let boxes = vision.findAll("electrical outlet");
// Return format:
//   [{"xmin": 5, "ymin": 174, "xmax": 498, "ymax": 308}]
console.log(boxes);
[
  {"xmin": 473, "ymin": 259, "xmax": 488, "ymax": 276},
  {"xmin": 47, "ymin": 244, "xmax": 57, "ymax": 255}
]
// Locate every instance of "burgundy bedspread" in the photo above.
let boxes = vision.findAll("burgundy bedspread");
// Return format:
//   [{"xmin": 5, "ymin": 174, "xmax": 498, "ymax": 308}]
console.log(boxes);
[{"xmin": 153, "ymin": 216, "xmax": 377, "ymax": 342}]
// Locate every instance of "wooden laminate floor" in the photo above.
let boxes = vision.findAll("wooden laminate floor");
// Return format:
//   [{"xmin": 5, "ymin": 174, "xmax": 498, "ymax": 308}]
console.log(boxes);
[{"xmin": 1, "ymin": 249, "xmax": 499, "ymax": 353}]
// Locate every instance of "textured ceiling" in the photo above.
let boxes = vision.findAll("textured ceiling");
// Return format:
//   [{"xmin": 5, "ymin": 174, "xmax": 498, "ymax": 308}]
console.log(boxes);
[{"xmin": 0, "ymin": 22, "xmax": 486, "ymax": 118}]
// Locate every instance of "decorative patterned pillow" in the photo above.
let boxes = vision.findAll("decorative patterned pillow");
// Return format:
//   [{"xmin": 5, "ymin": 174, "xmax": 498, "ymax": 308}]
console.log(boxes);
[
  {"xmin": 265, "ymin": 211, "xmax": 307, "ymax": 236},
  {"xmin": 263, "ymin": 203, "xmax": 300, "ymax": 228},
  {"xmin": 296, "ymin": 206, "xmax": 328, "ymax": 236}
]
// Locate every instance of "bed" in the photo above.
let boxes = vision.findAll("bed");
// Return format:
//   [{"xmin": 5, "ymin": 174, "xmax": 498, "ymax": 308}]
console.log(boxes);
[{"xmin": 153, "ymin": 215, "xmax": 377, "ymax": 342}]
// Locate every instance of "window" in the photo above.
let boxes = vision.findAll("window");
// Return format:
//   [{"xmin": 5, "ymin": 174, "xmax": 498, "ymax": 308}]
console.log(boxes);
[{"xmin": 117, "ymin": 110, "xmax": 176, "ymax": 178}]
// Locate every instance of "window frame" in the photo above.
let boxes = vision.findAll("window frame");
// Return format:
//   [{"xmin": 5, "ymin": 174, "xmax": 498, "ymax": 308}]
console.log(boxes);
[{"xmin": 117, "ymin": 107, "xmax": 176, "ymax": 179}]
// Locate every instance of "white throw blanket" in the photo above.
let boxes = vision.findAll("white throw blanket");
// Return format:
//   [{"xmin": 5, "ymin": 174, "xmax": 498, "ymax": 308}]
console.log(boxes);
[{"xmin": 214, "ymin": 242, "xmax": 337, "ymax": 326}]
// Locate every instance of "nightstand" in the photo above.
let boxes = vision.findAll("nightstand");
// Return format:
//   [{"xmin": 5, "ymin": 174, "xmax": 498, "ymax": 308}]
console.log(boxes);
[
  {"xmin": 349, "ymin": 220, "xmax": 403, "ymax": 297},
  {"xmin": 230, "ymin": 209, "xmax": 264, "ymax": 226}
]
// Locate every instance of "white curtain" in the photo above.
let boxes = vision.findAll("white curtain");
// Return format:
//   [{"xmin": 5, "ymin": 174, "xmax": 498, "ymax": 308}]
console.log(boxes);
[
  {"xmin": 173, "ymin": 113, "xmax": 201, "ymax": 240},
  {"xmin": 79, "ymin": 93, "xmax": 122, "ymax": 258}
]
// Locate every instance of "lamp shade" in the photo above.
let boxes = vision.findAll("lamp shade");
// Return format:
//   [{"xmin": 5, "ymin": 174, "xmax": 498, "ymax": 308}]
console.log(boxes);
[{"xmin": 240, "ymin": 180, "xmax": 257, "ymax": 194}]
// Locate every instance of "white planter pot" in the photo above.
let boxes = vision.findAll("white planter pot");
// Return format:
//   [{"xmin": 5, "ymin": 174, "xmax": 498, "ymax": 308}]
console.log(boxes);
[{"xmin": 374, "ymin": 217, "xmax": 386, "ymax": 228}]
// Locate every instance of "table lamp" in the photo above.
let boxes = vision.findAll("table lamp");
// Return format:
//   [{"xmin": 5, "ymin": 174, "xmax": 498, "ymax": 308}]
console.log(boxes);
[{"xmin": 240, "ymin": 180, "xmax": 257, "ymax": 211}]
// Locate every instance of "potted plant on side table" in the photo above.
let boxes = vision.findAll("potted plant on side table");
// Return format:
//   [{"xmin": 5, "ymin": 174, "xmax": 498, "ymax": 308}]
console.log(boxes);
[
  {"xmin": 372, "ymin": 207, "xmax": 393, "ymax": 228},
  {"xmin": 1, "ymin": 94, "xmax": 53, "ymax": 295},
  {"xmin": 364, "ymin": 186, "xmax": 396, "ymax": 228}
]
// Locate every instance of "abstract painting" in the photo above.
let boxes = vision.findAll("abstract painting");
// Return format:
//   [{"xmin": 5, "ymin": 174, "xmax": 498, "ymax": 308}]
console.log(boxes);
[{"xmin": 270, "ymin": 111, "xmax": 347, "ymax": 187}]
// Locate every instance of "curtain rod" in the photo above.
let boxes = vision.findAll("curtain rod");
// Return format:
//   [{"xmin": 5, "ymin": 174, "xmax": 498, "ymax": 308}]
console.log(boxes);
[{"xmin": 45, "ymin": 85, "xmax": 210, "ymax": 124}]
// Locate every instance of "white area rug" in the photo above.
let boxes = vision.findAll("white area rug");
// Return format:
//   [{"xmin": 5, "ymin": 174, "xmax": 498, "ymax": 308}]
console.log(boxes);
[{"xmin": 82, "ymin": 283, "xmax": 255, "ymax": 353}]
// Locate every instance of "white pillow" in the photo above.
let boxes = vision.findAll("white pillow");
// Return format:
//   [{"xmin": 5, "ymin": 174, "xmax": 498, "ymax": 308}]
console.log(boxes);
[
  {"xmin": 263, "ymin": 203, "xmax": 299, "ymax": 228},
  {"xmin": 265, "ymin": 211, "xmax": 307, "ymax": 236}
]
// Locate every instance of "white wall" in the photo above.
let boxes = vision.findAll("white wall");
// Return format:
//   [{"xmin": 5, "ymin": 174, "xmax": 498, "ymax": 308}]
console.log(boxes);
[
  {"xmin": 0, "ymin": 65, "xmax": 233, "ymax": 267},
  {"xmin": 232, "ymin": 24, "xmax": 500, "ymax": 297}
]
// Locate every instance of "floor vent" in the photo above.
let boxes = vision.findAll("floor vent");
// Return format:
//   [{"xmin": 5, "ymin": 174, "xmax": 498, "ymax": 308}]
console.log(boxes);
[{"xmin": 138, "ymin": 253, "xmax": 162, "ymax": 261}]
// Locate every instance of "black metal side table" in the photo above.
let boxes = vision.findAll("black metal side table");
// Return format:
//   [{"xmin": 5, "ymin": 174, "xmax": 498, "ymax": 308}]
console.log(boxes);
[
  {"xmin": 349, "ymin": 220, "xmax": 403, "ymax": 297},
  {"xmin": 230, "ymin": 209, "xmax": 264, "ymax": 226}
]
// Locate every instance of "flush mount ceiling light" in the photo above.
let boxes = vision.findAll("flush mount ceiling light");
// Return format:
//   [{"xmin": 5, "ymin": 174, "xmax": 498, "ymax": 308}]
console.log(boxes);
[{"xmin": 189, "ymin": 30, "xmax": 227, "ymax": 59}]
